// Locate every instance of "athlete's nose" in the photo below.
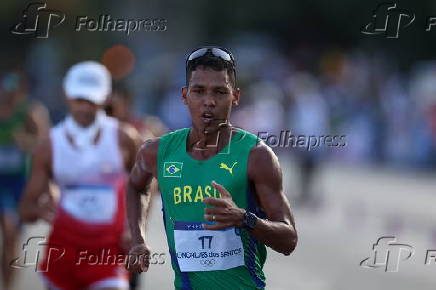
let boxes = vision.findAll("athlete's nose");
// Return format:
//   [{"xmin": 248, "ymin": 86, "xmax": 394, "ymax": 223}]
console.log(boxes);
[{"xmin": 203, "ymin": 90, "xmax": 216, "ymax": 107}]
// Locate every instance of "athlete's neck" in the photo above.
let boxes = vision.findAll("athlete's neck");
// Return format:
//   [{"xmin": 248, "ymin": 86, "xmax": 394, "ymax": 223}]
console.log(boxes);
[
  {"xmin": 187, "ymin": 124, "xmax": 233, "ymax": 158},
  {"xmin": 65, "ymin": 110, "xmax": 105, "ymax": 149}
]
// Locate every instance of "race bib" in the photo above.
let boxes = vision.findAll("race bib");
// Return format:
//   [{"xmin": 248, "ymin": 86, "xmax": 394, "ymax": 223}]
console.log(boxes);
[
  {"xmin": 61, "ymin": 185, "xmax": 117, "ymax": 224},
  {"xmin": 174, "ymin": 221, "xmax": 244, "ymax": 272}
]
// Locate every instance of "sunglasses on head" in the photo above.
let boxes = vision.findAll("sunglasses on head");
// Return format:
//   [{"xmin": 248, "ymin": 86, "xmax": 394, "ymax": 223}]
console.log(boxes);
[
  {"xmin": 186, "ymin": 47, "xmax": 236, "ymax": 86},
  {"xmin": 186, "ymin": 47, "xmax": 235, "ymax": 67}
]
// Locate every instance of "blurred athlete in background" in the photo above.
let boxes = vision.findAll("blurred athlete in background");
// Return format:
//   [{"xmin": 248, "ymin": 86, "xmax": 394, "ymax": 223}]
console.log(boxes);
[
  {"xmin": 105, "ymin": 82, "xmax": 167, "ymax": 140},
  {"xmin": 105, "ymin": 83, "xmax": 167, "ymax": 289},
  {"xmin": 19, "ymin": 61, "xmax": 140, "ymax": 290},
  {"xmin": 0, "ymin": 70, "xmax": 49, "ymax": 290}
]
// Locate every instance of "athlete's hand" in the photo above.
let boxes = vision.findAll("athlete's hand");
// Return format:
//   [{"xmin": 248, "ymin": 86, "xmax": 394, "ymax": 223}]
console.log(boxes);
[
  {"xmin": 126, "ymin": 243, "xmax": 151, "ymax": 273},
  {"xmin": 202, "ymin": 181, "xmax": 245, "ymax": 230},
  {"xmin": 38, "ymin": 192, "xmax": 57, "ymax": 223}
]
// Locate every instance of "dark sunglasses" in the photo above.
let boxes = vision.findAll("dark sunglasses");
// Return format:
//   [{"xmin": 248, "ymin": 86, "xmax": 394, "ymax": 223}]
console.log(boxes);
[{"xmin": 186, "ymin": 47, "xmax": 235, "ymax": 67}]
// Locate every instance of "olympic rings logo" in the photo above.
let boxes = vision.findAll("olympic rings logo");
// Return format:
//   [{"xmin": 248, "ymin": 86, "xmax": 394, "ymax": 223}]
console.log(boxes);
[{"xmin": 200, "ymin": 259, "xmax": 216, "ymax": 267}]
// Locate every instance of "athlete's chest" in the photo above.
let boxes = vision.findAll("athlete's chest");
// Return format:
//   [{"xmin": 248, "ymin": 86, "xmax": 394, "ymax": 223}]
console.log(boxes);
[
  {"xmin": 53, "ymin": 133, "xmax": 124, "ymax": 184},
  {"xmin": 159, "ymin": 152, "xmax": 246, "ymax": 207}
]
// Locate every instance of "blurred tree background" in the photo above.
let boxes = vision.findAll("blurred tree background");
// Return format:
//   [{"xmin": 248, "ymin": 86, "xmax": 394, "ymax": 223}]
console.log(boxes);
[{"xmin": 2, "ymin": 0, "xmax": 436, "ymax": 167}]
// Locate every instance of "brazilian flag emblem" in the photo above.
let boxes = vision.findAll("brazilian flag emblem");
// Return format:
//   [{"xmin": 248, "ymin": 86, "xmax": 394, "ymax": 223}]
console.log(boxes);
[{"xmin": 163, "ymin": 162, "xmax": 183, "ymax": 178}]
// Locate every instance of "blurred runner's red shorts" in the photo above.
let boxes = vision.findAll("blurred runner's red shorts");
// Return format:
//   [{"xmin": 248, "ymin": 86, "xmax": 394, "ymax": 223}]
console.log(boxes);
[{"xmin": 39, "ymin": 238, "xmax": 129, "ymax": 290}]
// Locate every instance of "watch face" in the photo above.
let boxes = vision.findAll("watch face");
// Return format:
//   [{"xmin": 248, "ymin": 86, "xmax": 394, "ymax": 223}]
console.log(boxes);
[{"xmin": 244, "ymin": 212, "xmax": 257, "ymax": 229}]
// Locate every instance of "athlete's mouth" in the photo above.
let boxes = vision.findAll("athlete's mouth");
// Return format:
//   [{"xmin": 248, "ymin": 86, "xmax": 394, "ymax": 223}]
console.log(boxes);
[{"xmin": 201, "ymin": 112, "xmax": 214, "ymax": 123}]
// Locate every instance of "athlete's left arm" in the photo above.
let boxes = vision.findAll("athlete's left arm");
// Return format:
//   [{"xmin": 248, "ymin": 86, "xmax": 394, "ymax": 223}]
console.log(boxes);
[
  {"xmin": 118, "ymin": 124, "xmax": 145, "ymax": 252},
  {"xmin": 246, "ymin": 144, "xmax": 297, "ymax": 255},
  {"xmin": 203, "ymin": 143, "xmax": 297, "ymax": 256},
  {"xmin": 119, "ymin": 123, "xmax": 142, "ymax": 171}
]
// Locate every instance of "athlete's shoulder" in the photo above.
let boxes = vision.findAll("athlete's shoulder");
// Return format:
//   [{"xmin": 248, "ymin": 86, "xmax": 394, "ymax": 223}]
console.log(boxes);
[
  {"xmin": 232, "ymin": 127, "xmax": 262, "ymax": 146},
  {"xmin": 160, "ymin": 127, "xmax": 190, "ymax": 139},
  {"xmin": 158, "ymin": 127, "xmax": 189, "ymax": 150},
  {"xmin": 27, "ymin": 100, "xmax": 49, "ymax": 117},
  {"xmin": 247, "ymin": 139, "xmax": 280, "ymax": 180},
  {"xmin": 118, "ymin": 121, "xmax": 141, "ymax": 146},
  {"xmin": 249, "ymin": 141, "xmax": 275, "ymax": 160},
  {"xmin": 235, "ymin": 127, "xmax": 259, "ymax": 138},
  {"xmin": 137, "ymin": 137, "xmax": 160, "ymax": 163}
]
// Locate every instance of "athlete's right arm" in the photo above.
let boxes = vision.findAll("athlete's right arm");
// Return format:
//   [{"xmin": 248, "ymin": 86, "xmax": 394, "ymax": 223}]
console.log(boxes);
[
  {"xmin": 126, "ymin": 138, "xmax": 159, "ymax": 273},
  {"xmin": 19, "ymin": 138, "xmax": 55, "ymax": 223}
]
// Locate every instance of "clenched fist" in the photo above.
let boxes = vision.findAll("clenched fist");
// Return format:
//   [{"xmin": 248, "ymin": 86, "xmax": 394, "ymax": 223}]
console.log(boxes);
[{"xmin": 125, "ymin": 243, "xmax": 151, "ymax": 273}]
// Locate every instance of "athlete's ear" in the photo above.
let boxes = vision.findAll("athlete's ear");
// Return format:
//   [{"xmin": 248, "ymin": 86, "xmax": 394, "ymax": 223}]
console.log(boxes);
[
  {"xmin": 232, "ymin": 88, "xmax": 240, "ymax": 106},
  {"xmin": 181, "ymin": 86, "xmax": 188, "ymax": 105}
]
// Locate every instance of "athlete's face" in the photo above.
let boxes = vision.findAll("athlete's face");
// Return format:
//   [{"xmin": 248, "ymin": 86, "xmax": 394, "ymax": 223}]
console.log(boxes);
[
  {"xmin": 67, "ymin": 98, "xmax": 99, "ymax": 127},
  {"xmin": 182, "ymin": 67, "xmax": 240, "ymax": 134}
]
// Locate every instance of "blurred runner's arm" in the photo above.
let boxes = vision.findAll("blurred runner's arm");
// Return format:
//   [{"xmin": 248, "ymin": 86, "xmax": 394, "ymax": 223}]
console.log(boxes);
[
  {"xmin": 126, "ymin": 138, "xmax": 159, "ymax": 272},
  {"xmin": 19, "ymin": 138, "xmax": 55, "ymax": 223},
  {"xmin": 28, "ymin": 102, "xmax": 50, "ymax": 140},
  {"xmin": 119, "ymin": 123, "xmax": 142, "ymax": 171},
  {"xmin": 118, "ymin": 123, "xmax": 143, "ymax": 252},
  {"xmin": 14, "ymin": 102, "xmax": 50, "ymax": 152}
]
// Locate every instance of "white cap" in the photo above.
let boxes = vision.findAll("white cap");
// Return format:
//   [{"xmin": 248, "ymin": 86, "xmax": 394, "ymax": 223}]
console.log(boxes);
[{"xmin": 63, "ymin": 61, "xmax": 111, "ymax": 105}]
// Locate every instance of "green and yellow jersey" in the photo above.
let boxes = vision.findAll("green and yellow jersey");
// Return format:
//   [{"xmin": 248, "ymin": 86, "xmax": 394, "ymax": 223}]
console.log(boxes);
[{"xmin": 157, "ymin": 127, "xmax": 267, "ymax": 290}]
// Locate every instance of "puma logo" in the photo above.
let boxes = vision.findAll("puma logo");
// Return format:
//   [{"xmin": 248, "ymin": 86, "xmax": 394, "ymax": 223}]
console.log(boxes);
[{"xmin": 220, "ymin": 162, "xmax": 238, "ymax": 176}]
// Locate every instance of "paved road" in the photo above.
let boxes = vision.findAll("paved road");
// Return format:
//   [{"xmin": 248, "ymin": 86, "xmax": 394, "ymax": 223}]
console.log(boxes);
[{"xmin": 8, "ymin": 156, "xmax": 436, "ymax": 289}]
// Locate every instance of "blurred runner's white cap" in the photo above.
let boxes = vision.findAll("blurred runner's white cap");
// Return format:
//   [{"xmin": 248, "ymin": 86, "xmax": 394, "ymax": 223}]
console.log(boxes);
[{"xmin": 63, "ymin": 61, "xmax": 111, "ymax": 105}]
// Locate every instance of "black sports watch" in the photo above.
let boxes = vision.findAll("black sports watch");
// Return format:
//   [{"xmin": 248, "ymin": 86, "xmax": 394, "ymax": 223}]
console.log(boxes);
[{"xmin": 242, "ymin": 211, "xmax": 258, "ymax": 230}]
